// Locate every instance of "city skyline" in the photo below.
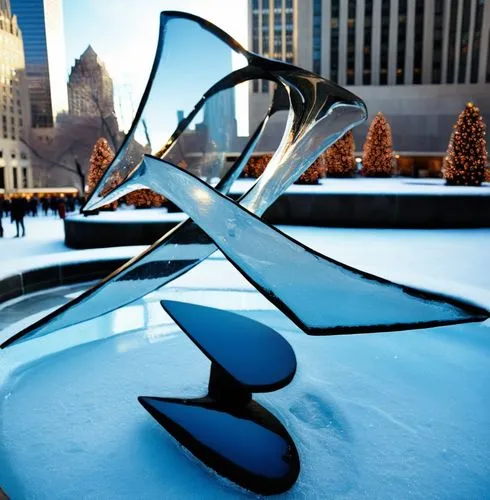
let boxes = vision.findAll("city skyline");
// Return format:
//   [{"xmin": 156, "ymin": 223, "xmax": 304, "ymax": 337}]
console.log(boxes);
[{"xmin": 63, "ymin": 0, "xmax": 248, "ymax": 133}]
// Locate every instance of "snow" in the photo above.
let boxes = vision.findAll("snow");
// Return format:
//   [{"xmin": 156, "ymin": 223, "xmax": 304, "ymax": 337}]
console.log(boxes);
[
  {"xmin": 231, "ymin": 177, "xmax": 490, "ymax": 196},
  {"xmin": 68, "ymin": 208, "xmax": 187, "ymax": 223},
  {"xmin": 1, "ymin": 218, "xmax": 490, "ymax": 498}
]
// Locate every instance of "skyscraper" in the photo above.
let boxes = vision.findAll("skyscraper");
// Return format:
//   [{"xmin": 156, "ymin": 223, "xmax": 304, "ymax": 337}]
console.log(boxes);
[
  {"xmin": 249, "ymin": 0, "xmax": 490, "ymax": 152},
  {"xmin": 10, "ymin": 0, "xmax": 68, "ymax": 129},
  {"xmin": 0, "ymin": 0, "xmax": 32, "ymax": 191},
  {"xmin": 67, "ymin": 45, "xmax": 115, "ymax": 118}
]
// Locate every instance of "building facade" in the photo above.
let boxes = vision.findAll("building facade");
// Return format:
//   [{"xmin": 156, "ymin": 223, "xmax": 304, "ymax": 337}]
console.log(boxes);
[
  {"xmin": 0, "ymin": 1, "xmax": 32, "ymax": 191},
  {"xmin": 67, "ymin": 45, "xmax": 115, "ymax": 119},
  {"xmin": 249, "ymin": 0, "xmax": 490, "ymax": 153},
  {"xmin": 10, "ymin": 0, "xmax": 67, "ymax": 130}
]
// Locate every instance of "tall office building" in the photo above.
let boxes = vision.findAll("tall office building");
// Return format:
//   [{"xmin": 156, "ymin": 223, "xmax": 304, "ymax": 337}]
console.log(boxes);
[
  {"xmin": 249, "ymin": 0, "xmax": 490, "ymax": 152},
  {"xmin": 67, "ymin": 45, "xmax": 115, "ymax": 118},
  {"xmin": 0, "ymin": 0, "xmax": 32, "ymax": 191},
  {"xmin": 10, "ymin": 0, "xmax": 68, "ymax": 130}
]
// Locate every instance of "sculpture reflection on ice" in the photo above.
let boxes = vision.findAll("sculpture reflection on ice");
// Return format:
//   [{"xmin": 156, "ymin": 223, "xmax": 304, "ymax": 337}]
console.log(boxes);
[{"xmin": 1, "ymin": 11, "xmax": 367, "ymax": 347}]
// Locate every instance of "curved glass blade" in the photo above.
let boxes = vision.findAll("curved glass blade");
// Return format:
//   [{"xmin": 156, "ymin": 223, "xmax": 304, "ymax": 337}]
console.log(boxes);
[
  {"xmin": 138, "ymin": 397, "xmax": 300, "ymax": 495},
  {"xmin": 136, "ymin": 158, "xmax": 489, "ymax": 335},
  {"xmin": 1, "ymin": 12, "xmax": 367, "ymax": 348},
  {"xmin": 161, "ymin": 300, "xmax": 296, "ymax": 392},
  {"xmin": 83, "ymin": 11, "xmax": 249, "ymax": 211}
]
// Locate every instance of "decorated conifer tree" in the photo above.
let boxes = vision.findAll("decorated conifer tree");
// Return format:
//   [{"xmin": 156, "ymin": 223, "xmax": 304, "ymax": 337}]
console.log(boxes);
[
  {"xmin": 124, "ymin": 160, "xmax": 187, "ymax": 208},
  {"xmin": 125, "ymin": 189, "xmax": 166, "ymax": 208},
  {"xmin": 295, "ymin": 157, "xmax": 324, "ymax": 184},
  {"xmin": 361, "ymin": 112, "xmax": 394, "ymax": 177},
  {"xmin": 87, "ymin": 138, "xmax": 115, "ymax": 194},
  {"xmin": 443, "ymin": 102, "xmax": 487, "ymax": 186},
  {"xmin": 86, "ymin": 138, "xmax": 119, "ymax": 209},
  {"xmin": 325, "ymin": 131, "xmax": 356, "ymax": 177},
  {"xmin": 243, "ymin": 154, "xmax": 271, "ymax": 178}
]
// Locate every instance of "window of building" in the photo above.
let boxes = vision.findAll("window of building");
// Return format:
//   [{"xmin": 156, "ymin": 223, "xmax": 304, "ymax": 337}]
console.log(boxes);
[
  {"xmin": 22, "ymin": 167, "xmax": 28, "ymax": 188},
  {"xmin": 458, "ymin": 1, "xmax": 472, "ymax": 83},
  {"xmin": 253, "ymin": 79, "xmax": 259, "ymax": 93},
  {"xmin": 273, "ymin": 1, "xmax": 282, "ymax": 60},
  {"xmin": 346, "ymin": 0, "xmax": 356, "ymax": 84},
  {"xmin": 487, "ymin": 36, "xmax": 490, "ymax": 83},
  {"xmin": 447, "ymin": 0, "xmax": 458, "ymax": 83},
  {"xmin": 262, "ymin": 11, "xmax": 270, "ymax": 56},
  {"xmin": 432, "ymin": 0, "xmax": 444, "ymax": 83},
  {"xmin": 0, "ymin": 166, "xmax": 4, "ymax": 190},
  {"xmin": 252, "ymin": 9, "xmax": 259, "ymax": 56},
  {"xmin": 11, "ymin": 152, "xmax": 16, "ymax": 158},
  {"xmin": 312, "ymin": 0, "xmax": 322, "ymax": 74},
  {"xmin": 470, "ymin": 1, "xmax": 484, "ymax": 83},
  {"xmin": 0, "ymin": 150, "xmax": 3, "ymax": 158},
  {"xmin": 363, "ymin": 0, "xmax": 373, "ymax": 84},
  {"xmin": 262, "ymin": 79, "xmax": 269, "ymax": 93},
  {"xmin": 379, "ymin": 0, "xmax": 390, "ymax": 84},
  {"xmin": 397, "ymin": 0, "xmax": 407, "ymax": 84},
  {"xmin": 413, "ymin": 0, "xmax": 424, "ymax": 84},
  {"xmin": 13, "ymin": 167, "xmax": 17, "ymax": 189},
  {"xmin": 20, "ymin": 151, "xmax": 27, "ymax": 160},
  {"xmin": 331, "ymin": 0, "xmax": 340, "ymax": 82}
]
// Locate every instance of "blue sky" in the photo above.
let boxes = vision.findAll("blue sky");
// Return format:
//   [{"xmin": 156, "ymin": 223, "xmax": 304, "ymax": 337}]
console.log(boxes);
[{"xmin": 63, "ymin": 0, "xmax": 248, "ymax": 132}]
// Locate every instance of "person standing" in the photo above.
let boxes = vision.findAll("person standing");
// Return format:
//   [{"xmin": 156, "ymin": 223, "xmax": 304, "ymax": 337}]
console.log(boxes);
[
  {"xmin": 58, "ymin": 198, "xmax": 66, "ymax": 220},
  {"xmin": 42, "ymin": 197, "xmax": 49, "ymax": 216},
  {"xmin": 0, "ymin": 196, "xmax": 4, "ymax": 238},
  {"xmin": 11, "ymin": 196, "xmax": 27, "ymax": 237},
  {"xmin": 29, "ymin": 196, "xmax": 39, "ymax": 216}
]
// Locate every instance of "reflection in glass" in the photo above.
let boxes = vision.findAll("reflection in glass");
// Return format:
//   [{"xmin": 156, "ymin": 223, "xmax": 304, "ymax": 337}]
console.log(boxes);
[
  {"xmin": 141, "ymin": 157, "xmax": 489, "ymax": 335},
  {"xmin": 1, "ymin": 11, "xmax": 367, "ymax": 348},
  {"xmin": 83, "ymin": 13, "xmax": 248, "ymax": 210}
]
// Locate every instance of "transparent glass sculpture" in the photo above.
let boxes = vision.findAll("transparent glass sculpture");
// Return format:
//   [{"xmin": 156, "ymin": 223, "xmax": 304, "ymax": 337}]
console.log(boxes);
[
  {"xmin": 1, "ymin": 12, "xmax": 367, "ymax": 348},
  {"xmin": 115, "ymin": 156, "xmax": 489, "ymax": 334}
]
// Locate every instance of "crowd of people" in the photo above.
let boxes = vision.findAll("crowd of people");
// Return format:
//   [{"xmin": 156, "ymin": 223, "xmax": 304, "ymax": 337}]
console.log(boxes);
[{"xmin": 0, "ymin": 195, "xmax": 82, "ymax": 238}]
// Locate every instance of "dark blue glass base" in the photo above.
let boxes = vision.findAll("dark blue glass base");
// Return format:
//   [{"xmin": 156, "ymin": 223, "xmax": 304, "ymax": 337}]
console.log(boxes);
[
  {"xmin": 138, "ymin": 391, "xmax": 300, "ymax": 496},
  {"xmin": 139, "ymin": 301, "xmax": 300, "ymax": 495}
]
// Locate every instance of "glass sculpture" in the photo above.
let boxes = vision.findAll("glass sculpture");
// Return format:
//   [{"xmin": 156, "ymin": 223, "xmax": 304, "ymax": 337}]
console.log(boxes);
[
  {"xmin": 1, "ymin": 10, "xmax": 488, "ymax": 496},
  {"xmin": 1, "ymin": 11, "xmax": 367, "ymax": 347}
]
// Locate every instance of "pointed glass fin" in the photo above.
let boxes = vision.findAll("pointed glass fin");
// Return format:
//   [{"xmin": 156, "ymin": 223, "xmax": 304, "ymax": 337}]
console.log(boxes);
[
  {"xmin": 1, "ymin": 12, "xmax": 367, "ymax": 348},
  {"xmin": 142, "ymin": 157, "xmax": 489, "ymax": 335},
  {"xmin": 161, "ymin": 300, "xmax": 296, "ymax": 392}
]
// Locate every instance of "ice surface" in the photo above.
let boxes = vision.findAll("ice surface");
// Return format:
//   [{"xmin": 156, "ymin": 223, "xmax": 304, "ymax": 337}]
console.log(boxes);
[
  {"xmin": 1, "ymin": 306, "xmax": 489, "ymax": 498},
  {"xmin": 1, "ymin": 220, "xmax": 490, "ymax": 498}
]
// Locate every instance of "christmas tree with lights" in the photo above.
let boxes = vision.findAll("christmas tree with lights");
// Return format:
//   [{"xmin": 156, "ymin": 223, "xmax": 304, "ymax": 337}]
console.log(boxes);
[
  {"xmin": 86, "ymin": 138, "xmax": 120, "ymax": 209},
  {"xmin": 325, "ymin": 131, "xmax": 356, "ymax": 177},
  {"xmin": 124, "ymin": 160, "xmax": 187, "ymax": 208},
  {"xmin": 443, "ymin": 102, "xmax": 487, "ymax": 186},
  {"xmin": 361, "ymin": 112, "xmax": 394, "ymax": 177},
  {"xmin": 243, "ymin": 154, "xmax": 271, "ymax": 178},
  {"xmin": 125, "ymin": 189, "xmax": 166, "ymax": 208},
  {"xmin": 295, "ymin": 157, "xmax": 324, "ymax": 184}
]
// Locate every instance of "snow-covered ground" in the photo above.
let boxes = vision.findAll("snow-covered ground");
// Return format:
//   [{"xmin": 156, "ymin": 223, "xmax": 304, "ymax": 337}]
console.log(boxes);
[
  {"xmin": 231, "ymin": 177, "xmax": 490, "ymax": 196},
  {"xmin": 1, "ymin": 216, "xmax": 490, "ymax": 498}
]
